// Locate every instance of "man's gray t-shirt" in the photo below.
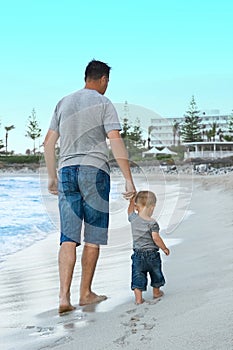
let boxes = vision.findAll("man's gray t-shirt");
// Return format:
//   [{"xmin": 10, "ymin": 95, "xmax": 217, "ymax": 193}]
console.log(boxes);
[
  {"xmin": 49, "ymin": 88, "xmax": 121, "ymax": 174},
  {"xmin": 128, "ymin": 212, "xmax": 160, "ymax": 250}
]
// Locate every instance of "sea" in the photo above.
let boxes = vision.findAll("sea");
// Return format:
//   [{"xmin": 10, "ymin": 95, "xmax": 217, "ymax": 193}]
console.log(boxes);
[
  {"xmin": 0, "ymin": 175, "xmax": 57, "ymax": 263},
  {"xmin": 0, "ymin": 173, "xmax": 194, "ymax": 264}
]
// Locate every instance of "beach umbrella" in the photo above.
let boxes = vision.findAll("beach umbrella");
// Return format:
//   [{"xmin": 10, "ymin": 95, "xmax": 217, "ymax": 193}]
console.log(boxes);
[
  {"xmin": 142, "ymin": 147, "xmax": 164, "ymax": 157},
  {"xmin": 159, "ymin": 147, "xmax": 177, "ymax": 155}
]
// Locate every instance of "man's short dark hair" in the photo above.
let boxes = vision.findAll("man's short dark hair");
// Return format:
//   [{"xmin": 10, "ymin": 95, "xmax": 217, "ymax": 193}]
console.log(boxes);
[{"xmin": 85, "ymin": 60, "xmax": 111, "ymax": 81}]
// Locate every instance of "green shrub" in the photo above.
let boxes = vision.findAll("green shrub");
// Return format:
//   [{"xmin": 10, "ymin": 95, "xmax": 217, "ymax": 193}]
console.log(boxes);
[{"xmin": 0, "ymin": 155, "xmax": 41, "ymax": 164}]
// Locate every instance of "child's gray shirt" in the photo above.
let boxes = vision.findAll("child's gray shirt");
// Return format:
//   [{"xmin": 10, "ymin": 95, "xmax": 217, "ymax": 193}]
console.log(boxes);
[{"xmin": 128, "ymin": 212, "xmax": 160, "ymax": 250}]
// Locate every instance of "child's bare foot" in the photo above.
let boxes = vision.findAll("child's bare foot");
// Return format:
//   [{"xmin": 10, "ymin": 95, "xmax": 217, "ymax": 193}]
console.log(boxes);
[
  {"xmin": 135, "ymin": 298, "xmax": 145, "ymax": 305},
  {"xmin": 79, "ymin": 292, "xmax": 107, "ymax": 306},
  {"xmin": 133, "ymin": 288, "xmax": 144, "ymax": 305},
  {"xmin": 153, "ymin": 290, "xmax": 164, "ymax": 299}
]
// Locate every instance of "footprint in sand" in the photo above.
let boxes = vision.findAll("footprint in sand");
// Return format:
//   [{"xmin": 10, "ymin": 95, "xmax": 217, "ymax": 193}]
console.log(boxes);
[
  {"xmin": 125, "ymin": 308, "xmax": 137, "ymax": 314},
  {"xmin": 113, "ymin": 334, "xmax": 130, "ymax": 346},
  {"xmin": 140, "ymin": 334, "xmax": 152, "ymax": 343},
  {"xmin": 141, "ymin": 323, "xmax": 155, "ymax": 330},
  {"xmin": 115, "ymin": 304, "xmax": 157, "ymax": 347},
  {"xmin": 145, "ymin": 298, "xmax": 161, "ymax": 305},
  {"xmin": 26, "ymin": 326, "xmax": 55, "ymax": 337}
]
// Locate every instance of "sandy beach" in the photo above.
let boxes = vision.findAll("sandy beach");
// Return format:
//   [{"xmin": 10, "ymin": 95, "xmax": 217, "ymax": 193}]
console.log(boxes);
[{"xmin": 0, "ymin": 173, "xmax": 233, "ymax": 350}]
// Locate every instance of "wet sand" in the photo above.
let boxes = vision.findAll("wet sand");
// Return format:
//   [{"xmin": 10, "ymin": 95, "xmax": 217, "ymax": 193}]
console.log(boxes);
[{"xmin": 0, "ymin": 173, "xmax": 233, "ymax": 350}]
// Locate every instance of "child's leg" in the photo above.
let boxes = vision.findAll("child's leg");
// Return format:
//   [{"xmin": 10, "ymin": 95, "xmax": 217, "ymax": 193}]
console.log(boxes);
[
  {"xmin": 149, "ymin": 251, "xmax": 165, "ymax": 299},
  {"xmin": 153, "ymin": 287, "xmax": 164, "ymax": 298},
  {"xmin": 133, "ymin": 288, "xmax": 144, "ymax": 304}
]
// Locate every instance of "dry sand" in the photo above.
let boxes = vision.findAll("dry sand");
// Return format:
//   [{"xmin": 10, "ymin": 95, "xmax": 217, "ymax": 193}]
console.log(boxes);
[{"xmin": 0, "ymin": 174, "xmax": 232, "ymax": 350}]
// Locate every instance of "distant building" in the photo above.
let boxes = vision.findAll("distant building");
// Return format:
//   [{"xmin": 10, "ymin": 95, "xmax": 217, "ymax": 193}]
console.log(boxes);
[
  {"xmin": 183, "ymin": 141, "xmax": 233, "ymax": 159},
  {"xmin": 149, "ymin": 110, "xmax": 230, "ymax": 146}
]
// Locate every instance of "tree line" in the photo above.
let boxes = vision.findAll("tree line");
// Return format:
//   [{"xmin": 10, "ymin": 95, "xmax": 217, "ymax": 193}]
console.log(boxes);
[
  {"xmin": 121, "ymin": 96, "xmax": 233, "ymax": 160},
  {"xmin": 1, "ymin": 98, "xmax": 232, "ymax": 157},
  {"xmin": 173, "ymin": 96, "xmax": 233, "ymax": 144},
  {"xmin": 0, "ymin": 108, "xmax": 41, "ymax": 155}
]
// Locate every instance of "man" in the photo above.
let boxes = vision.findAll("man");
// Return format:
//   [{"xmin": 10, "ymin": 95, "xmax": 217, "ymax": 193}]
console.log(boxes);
[{"xmin": 43, "ymin": 60, "xmax": 136, "ymax": 313}]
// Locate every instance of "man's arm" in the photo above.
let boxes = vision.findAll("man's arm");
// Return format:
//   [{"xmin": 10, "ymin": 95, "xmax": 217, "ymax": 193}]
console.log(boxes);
[
  {"xmin": 43, "ymin": 129, "xmax": 59, "ymax": 195},
  {"xmin": 108, "ymin": 130, "xmax": 136, "ymax": 198}
]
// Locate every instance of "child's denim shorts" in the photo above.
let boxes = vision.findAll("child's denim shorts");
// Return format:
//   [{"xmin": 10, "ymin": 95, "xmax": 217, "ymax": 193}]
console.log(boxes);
[
  {"xmin": 131, "ymin": 249, "xmax": 165, "ymax": 291},
  {"xmin": 58, "ymin": 165, "xmax": 110, "ymax": 246}
]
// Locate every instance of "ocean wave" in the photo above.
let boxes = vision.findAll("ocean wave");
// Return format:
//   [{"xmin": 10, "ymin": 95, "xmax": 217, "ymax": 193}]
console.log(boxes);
[{"xmin": 0, "ymin": 176, "xmax": 56, "ymax": 263}]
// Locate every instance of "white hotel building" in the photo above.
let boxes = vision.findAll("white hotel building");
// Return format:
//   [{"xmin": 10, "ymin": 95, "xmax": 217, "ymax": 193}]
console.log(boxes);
[{"xmin": 149, "ymin": 109, "xmax": 231, "ymax": 147}]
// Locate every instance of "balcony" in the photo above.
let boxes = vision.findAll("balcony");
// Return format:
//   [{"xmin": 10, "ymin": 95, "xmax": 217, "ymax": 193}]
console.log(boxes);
[{"xmin": 183, "ymin": 142, "xmax": 233, "ymax": 159}]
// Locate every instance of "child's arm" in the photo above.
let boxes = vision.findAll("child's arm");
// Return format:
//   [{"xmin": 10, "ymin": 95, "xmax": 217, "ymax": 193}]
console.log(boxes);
[
  {"xmin": 152, "ymin": 231, "xmax": 170, "ymax": 256},
  {"xmin": 128, "ymin": 196, "xmax": 136, "ymax": 215}
]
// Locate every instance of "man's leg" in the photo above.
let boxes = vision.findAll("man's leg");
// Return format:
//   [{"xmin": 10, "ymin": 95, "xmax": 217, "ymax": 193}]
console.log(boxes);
[
  {"xmin": 58, "ymin": 242, "xmax": 77, "ymax": 313},
  {"xmin": 79, "ymin": 243, "xmax": 107, "ymax": 305}
]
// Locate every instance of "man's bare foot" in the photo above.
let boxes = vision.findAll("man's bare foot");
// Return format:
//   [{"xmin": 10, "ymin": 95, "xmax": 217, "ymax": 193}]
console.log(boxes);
[
  {"xmin": 153, "ymin": 290, "xmax": 164, "ymax": 299},
  {"xmin": 79, "ymin": 292, "xmax": 107, "ymax": 306},
  {"xmin": 58, "ymin": 304, "xmax": 76, "ymax": 314},
  {"xmin": 59, "ymin": 293, "xmax": 76, "ymax": 314}
]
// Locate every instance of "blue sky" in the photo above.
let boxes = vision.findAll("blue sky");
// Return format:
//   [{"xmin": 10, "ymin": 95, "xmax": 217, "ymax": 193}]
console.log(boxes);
[{"xmin": 0, "ymin": 0, "xmax": 232, "ymax": 153}]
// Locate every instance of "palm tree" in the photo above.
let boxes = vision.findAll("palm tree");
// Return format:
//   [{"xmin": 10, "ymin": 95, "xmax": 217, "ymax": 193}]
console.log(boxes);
[
  {"xmin": 5, "ymin": 125, "xmax": 15, "ymax": 155},
  {"xmin": 172, "ymin": 119, "xmax": 180, "ymax": 145},
  {"xmin": 205, "ymin": 130, "xmax": 212, "ymax": 142},
  {"xmin": 217, "ymin": 128, "xmax": 224, "ymax": 142},
  {"xmin": 223, "ymin": 112, "xmax": 233, "ymax": 141},
  {"xmin": 0, "ymin": 119, "xmax": 4, "ymax": 151},
  {"xmin": 147, "ymin": 125, "xmax": 157, "ymax": 149},
  {"xmin": 209, "ymin": 122, "xmax": 218, "ymax": 141}
]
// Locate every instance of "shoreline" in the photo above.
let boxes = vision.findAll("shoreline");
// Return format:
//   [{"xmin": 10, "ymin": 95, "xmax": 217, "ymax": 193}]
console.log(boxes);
[
  {"xmin": 0, "ymin": 172, "xmax": 232, "ymax": 263},
  {"xmin": 0, "ymin": 174, "xmax": 233, "ymax": 349}
]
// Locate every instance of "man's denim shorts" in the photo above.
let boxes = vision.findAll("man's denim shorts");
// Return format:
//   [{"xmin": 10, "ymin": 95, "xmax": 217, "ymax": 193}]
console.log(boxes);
[
  {"xmin": 58, "ymin": 165, "xmax": 110, "ymax": 246},
  {"xmin": 131, "ymin": 249, "xmax": 165, "ymax": 291}
]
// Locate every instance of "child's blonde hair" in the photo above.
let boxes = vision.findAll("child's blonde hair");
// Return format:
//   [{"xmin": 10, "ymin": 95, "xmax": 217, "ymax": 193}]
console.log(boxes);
[{"xmin": 135, "ymin": 191, "xmax": 157, "ymax": 208}]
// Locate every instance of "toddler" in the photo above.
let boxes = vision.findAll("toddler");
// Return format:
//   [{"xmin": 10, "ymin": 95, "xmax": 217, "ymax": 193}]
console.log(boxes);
[{"xmin": 128, "ymin": 190, "xmax": 170, "ymax": 304}]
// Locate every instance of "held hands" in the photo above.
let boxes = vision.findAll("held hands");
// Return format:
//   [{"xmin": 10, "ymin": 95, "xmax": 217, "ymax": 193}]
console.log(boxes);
[
  {"xmin": 122, "ymin": 180, "xmax": 136, "ymax": 200},
  {"xmin": 48, "ymin": 178, "xmax": 58, "ymax": 195}
]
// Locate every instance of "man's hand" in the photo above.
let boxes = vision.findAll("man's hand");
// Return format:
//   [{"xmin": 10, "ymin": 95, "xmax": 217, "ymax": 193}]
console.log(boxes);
[
  {"xmin": 123, "ymin": 179, "xmax": 136, "ymax": 200},
  {"xmin": 48, "ymin": 178, "xmax": 58, "ymax": 195}
]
